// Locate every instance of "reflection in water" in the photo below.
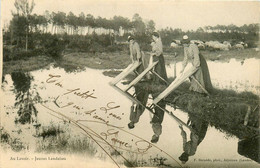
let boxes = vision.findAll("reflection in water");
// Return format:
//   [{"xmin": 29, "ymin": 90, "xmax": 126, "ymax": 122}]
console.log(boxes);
[
  {"xmin": 1, "ymin": 60, "xmax": 259, "ymax": 166},
  {"xmin": 53, "ymin": 61, "xmax": 80, "ymax": 73},
  {"xmin": 178, "ymin": 113, "xmax": 209, "ymax": 164},
  {"xmin": 53, "ymin": 58, "xmax": 86, "ymax": 73},
  {"xmin": 238, "ymin": 135, "xmax": 260, "ymax": 163},
  {"xmin": 11, "ymin": 72, "xmax": 41, "ymax": 124}
]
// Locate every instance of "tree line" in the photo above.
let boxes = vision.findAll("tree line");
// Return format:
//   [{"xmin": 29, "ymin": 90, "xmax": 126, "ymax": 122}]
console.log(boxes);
[
  {"xmin": 4, "ymin": 1, "xmax": 156, "ymax": 47},
  {"xmin": 159, "ymin": 24, "xmax": 259, "ymax": 47},
  {"xmin": 3, "ymin": 0, "xmax": 259, "ymax": 61}
]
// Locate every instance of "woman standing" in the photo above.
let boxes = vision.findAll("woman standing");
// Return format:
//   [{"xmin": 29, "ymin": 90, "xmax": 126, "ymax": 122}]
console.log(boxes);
[
  {"xmin": 150, "ymin": 32, "xmax": 168, "ymax": 84},
  {"xmin": 180, "ymin": 35, "xmax": 213, "ymax": 94},
  {"xmin": 149, "ymin": 32, "xmax": 168, "ymax": 143},
  {"xmin": 128, "ymin": 36, "xmax": 151, "ymax": 132},
  {"xmin": 128, "ymin": 36, "xmax": 145, "ymax": 73}
]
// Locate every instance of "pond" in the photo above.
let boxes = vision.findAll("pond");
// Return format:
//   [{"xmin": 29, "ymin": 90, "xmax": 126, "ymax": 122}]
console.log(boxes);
[{"xmin": 1, "ymin": 58, "xmax": 259, "ymax": 167}]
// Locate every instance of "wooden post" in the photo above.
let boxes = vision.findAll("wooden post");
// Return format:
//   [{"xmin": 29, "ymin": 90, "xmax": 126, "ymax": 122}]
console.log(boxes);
[
  {"xmin": 173, "ymin": 60, "xmax": 176, "ymax": 80},
  {"xmin": 173, "ymin": 52, "xmax": 177, "ymax": 80}
]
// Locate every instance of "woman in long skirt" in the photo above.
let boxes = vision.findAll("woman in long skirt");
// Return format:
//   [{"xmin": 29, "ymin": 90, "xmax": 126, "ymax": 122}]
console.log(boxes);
[{"xmin": 180, "ymin": 35, "xmax": 213, "ymax": 94}]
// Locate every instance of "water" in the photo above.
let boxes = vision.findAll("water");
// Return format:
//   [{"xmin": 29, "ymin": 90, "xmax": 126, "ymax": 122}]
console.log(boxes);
[
  {"xmin": 1, "ymin": 58, "xmax": 259, "ymax": 167},
  {"xmin": 167, "ymin": 58, "xmax": 259, "ymax": 94}
]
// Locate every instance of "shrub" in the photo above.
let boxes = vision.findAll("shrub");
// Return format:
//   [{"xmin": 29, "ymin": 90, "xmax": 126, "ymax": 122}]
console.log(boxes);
[
  {"xmin": 88, "ymin": 42, "xmax": 104, "ymax": 53},
  {"xmin": 105, "ymin": 44, "xmax": 128, "ymax": 52},
  {"xmin": 246, "ymin": 40, "xmax": 258, "ymax": 48},
  {"xmin": 38, "ymin": 124, "xmax": 64, "ymax": 139},
  {"xmin": 43, "ymin": 36, "xmax": 65, "ymax": 58},
  {"xmin": 3, "ymin": 46, "xmax": 12, "ymax": 61},
  {"xmin": 1, "ymin": 131, "xmax": 10, "ymax": 143}
]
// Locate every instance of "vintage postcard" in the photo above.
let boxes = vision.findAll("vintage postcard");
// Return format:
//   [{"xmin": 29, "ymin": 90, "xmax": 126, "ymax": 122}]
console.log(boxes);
[{"xmin": 0, "ymin": 0, "xmax": 259, "ymax": 168}]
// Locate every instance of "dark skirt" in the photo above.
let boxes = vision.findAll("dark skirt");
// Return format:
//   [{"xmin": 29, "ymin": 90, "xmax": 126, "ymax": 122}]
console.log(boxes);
[
  {"xmin": 152, "ymin": 54, "xmax": 168, "ymax": 85},
  {"xmin": 190, "ymin": 54, "xmax": 213, "ymax": 93}
]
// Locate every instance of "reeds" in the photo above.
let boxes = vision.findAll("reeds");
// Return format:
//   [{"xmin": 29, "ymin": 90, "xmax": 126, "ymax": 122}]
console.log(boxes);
[{"xmin": 36, "ymin": 124, "xmax": 97, "ymax": 156}]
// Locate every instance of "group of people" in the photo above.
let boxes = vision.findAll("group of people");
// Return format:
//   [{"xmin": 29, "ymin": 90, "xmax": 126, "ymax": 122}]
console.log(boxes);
[{"xmin": 126, "ymin": 32, "xmax": 212, "ymax": 162}]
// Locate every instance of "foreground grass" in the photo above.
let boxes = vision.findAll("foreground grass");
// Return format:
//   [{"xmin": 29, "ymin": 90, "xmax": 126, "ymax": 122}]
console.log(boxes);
[
  {"xmin": 1, "ymin": 124, "xmax": 97, "ymax": 155},
  {"xmin": 36, "ymin": 124, "xmax": 97, "ymax": 155},
  {"xmin": 0, "ymin": 128, "xmax": 26, "ymax": 152}
]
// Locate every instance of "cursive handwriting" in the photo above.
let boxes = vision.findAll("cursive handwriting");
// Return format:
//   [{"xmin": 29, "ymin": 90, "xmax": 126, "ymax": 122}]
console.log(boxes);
[
  {"xmin": 109, "ymin": 113, "xmax": 121, "ymax": 120},
  {"xmin": 46, "ymin": 74, "xmax": 61, "ymax": 84},
  {"xmin": 44, "ymin": 74, "xmax": 182, "ymax": 167},
  {"xmin": 100, "ymin": 129, "xmax": 153, "ymax": 153},
  {"xmin": 100, "ymin": 102, "xmax": 120, "ymax": 113},
  {"xmin": 84, "ymin": 109, "xmax": 96, "ymax": 115},
  {"xmin": 54, "ymin": 95, "xmax": 122, "ymax": 124},
  {"xmin": 41, "ymin": 104, "xmax": 183, "ymax": 168},
  {"xmin": 100, "ymin": 129, "xmax": 119, "ymax": 140},
  {"xmin": 111, "ymin": 138, "xmax": 132, "ymax": 148},
  {"xmin": 135, "ymin": 140, "xmax": 152, "ymax": 153},
  {"xmin": 63, "ymin": 88, "xmax": 97, "ymax": 99},
  {"xmin": 46, "ymin": 74, "xmax": 97, "ymax": 101},
  {"xmin": 93, "ymin": 115, "xmax": 110, "ymax": 124}
]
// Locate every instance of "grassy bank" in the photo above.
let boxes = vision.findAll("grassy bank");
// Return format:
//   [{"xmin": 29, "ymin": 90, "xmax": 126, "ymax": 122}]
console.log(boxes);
[
  {"xmin": 59, "ymin": 48, "xmax": 260, "ymax": 71},
  {"xmin": 200, "ymin": 48, "xmax": 260, "ymax": 62},
  {"xmin": 165, "ymin": 47, "xmax": 260, "ymax": 62},
  {"xmin": 134, "ymin": 81, "xmax": 259, "ymax": 139},
  {"xmin": 54, "ymin": 51, "xmax": 131, "ymax": 72},
  {"xmin": 3, "ymin": 55, "xmax": 53, "ymax": 75},
  {"xmin": 2, "ymin": 48, "xmax": 260, "ymax": 75}
]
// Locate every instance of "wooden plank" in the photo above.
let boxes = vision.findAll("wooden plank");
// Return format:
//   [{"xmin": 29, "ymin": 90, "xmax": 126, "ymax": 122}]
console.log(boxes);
[
  {"xmin": 109, "ymin": 62, "xmax": 141, "ymax": 85},
  {"xmin": 190, "ymin": 76, "xmax": 209, "ymax": 95},
  {"xmin": 151, "ymin": 70, "xmax": 169, "ymax": 85},
  {"xmin": 123, "ymin": 61, "xmax": 158, "ymax": 92},
  {"xmin": 153, "ymin": 103, "xmax": 195, "ymax": 132},
  {"xmin": 111, "ymin": 85, "xmax": 139, "ymax": 104},
  {"xmin": 111, "ymin": 84, "xmax": 157, "ymax": 115},
  {"xmin": 153, "ymin": 66, "xmax": 199, "ymax": 104}
]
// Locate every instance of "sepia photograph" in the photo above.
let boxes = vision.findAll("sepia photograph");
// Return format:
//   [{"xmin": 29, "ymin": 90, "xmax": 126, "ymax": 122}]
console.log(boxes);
[{"xmin": 0, "ymin": 0, "xmax": 259, "ymax": 167}]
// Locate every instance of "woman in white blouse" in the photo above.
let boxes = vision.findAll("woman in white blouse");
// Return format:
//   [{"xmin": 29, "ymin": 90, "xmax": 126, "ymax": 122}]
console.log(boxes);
[{"xmin": 180, "ymin": 35, "xmax": 213, "ymax": 94}]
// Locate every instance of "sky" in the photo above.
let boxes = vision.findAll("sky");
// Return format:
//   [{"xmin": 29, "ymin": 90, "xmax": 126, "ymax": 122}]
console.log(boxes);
[{"xmin": 1, "ymin": 0, "xmax": 260, "ymax": 31}]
